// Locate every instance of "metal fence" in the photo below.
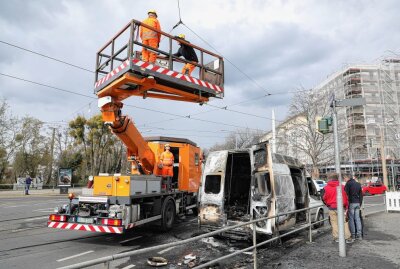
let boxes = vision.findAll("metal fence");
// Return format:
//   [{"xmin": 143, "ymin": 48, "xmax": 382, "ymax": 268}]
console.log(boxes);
[
  {"xmin": 361, "ymin": 194, "xmax": 386, "ymax": 216},
  {"xmin": 58, "ymin": 204, "xmax": 327, "ymax": 269}
]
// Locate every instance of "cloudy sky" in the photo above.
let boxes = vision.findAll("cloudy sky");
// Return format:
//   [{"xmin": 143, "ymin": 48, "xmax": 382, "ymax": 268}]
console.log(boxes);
[{"xmin": 0, "ymin": 0, "xmax": 399, "ymax": 148}]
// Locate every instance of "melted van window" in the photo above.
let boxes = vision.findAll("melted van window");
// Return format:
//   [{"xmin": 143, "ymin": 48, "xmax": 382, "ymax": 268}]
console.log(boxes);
[
  {"xmin": 255, "ymin": 172, "xmax": 271, "ymax": 195},
  {"xmin": 205, "ymin": 175, "xmax": 221, "ymax": 194}
]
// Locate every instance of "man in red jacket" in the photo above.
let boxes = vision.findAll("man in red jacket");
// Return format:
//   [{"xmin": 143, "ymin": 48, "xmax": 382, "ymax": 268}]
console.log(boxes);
[{"xmin": 322, "ymin": 172, "xmax": 352, "ymax": 242}]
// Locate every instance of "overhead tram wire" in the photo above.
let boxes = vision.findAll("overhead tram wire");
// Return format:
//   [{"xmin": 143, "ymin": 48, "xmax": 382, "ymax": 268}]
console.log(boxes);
[
  {"xmin": 0, "ymin": 72, "xmax": 266, "ymax": 132},
  {"xmin": 0, "ymin": 36, "xmax": 307, "ymax": 128},
  {"xmin": 0, "ymin": 40, "xmax": 94, "ymax": 73},
  {"xmin": 1, "ymin": 33, "xmax": 305, "ymax": 125},
  {"xmin": 182, "ymin": 23, "xmax": 272, "ymax": 95}
]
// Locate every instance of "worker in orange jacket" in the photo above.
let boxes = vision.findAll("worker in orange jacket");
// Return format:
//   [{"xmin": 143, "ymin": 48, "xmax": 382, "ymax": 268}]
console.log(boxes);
[
  {"xmin": 140, "ymin": 9, "xmax": 161, "ymax": 64},
  {"xmin": 173, "ymin": 34, "xmax": 198, "ymax": 76},
  {"xmin": 160, "ymin": 144, "xmax": 174, "ymax": 178}
]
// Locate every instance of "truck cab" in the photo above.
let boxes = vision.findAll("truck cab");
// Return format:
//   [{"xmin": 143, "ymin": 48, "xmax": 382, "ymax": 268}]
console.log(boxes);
[{"xmin": 199, "ymin": 142, "xmax": 319, "ymax": 240}]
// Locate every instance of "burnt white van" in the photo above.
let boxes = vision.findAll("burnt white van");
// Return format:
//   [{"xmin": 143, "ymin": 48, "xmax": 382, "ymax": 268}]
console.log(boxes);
[{"xmin": 199, "ymin": 142, "xmax": 323, "ymax": 240}]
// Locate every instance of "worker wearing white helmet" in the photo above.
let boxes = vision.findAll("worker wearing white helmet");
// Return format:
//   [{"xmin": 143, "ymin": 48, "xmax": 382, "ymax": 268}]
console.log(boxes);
[
  {"xmin": 140, "ymin": 9, "xmax": 161, "ymax": 63},
  {"xmin": 159, "ymin": 144, "xmax": 174, "ymax": 178}
]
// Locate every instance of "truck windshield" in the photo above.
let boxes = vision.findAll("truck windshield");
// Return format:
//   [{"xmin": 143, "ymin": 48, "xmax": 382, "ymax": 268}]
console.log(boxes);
[{"xmin": 205, "ymin": 175, "xmax": 221, "ymax": 194}]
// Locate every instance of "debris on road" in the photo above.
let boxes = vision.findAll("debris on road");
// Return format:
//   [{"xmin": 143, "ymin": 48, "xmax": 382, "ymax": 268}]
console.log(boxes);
[
  {"xmin": 201, "ymin": 237, "xmax": 221, "ymax": 247},
  {"xmin": 147, "ymin": 257, "xmax": 168, "ymax": 267}
]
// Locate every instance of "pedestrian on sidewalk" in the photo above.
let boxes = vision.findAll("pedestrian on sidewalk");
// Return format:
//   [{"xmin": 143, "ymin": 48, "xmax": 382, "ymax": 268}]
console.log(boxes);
[
  {"xmin": 344, "ymin": 174, "xmax": 363, "ymax": 240},
  {"xmin": 322, "ymin": 172, "xmax": 353, "ymax": 243},
  {"xmin": 25, "ymin": 175, "xmax": 32, "ymax": 195}
]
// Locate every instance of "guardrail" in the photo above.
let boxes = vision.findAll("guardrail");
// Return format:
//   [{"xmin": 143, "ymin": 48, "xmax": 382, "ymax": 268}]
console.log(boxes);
[
  {"xmin": 361, "ymin": 194, "xmax": 386, "ymax": 216},
  {"xmin": 58, "ymin": 204, "xmax": 327, "ymax": 269},
  {"xmin": 386, "ymin": 192, "xmax": 400, "ymax": 212}
]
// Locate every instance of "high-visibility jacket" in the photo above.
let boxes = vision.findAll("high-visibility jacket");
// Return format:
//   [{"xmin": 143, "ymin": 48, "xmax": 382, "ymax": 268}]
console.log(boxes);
[
  {"xmin": 160, "ymin": 151, "xmax": 174, "ymax": 166},
  {"xmin": 140, "ymin": 17, "xmax": 161, "ymax": 42}
]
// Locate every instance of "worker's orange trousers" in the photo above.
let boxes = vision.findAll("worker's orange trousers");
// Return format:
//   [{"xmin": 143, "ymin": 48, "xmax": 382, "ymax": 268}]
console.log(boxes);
[
  {"xmin": 161, "ymin": 165, "xmax": 173, "ymax": 177},
  {"xmin": 181, "ymin": 63, "xmax": 196, "ymax": 76},
  {"xmin": 142, "ymin": 39, "xmax": 158, "ymax": 63}
]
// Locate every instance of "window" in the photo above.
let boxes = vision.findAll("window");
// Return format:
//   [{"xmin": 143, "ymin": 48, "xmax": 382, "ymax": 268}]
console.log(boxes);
[
  {"xmin": 195, "ymin": 153, "xmax": 199, "ymax": 166},
  {"xmin": 254, "ymin": 172, "xmax": 271, "ymax": 196},
  {"xmin": 205, "ymin": 175, "xmax": 221, "ymax": 194}
]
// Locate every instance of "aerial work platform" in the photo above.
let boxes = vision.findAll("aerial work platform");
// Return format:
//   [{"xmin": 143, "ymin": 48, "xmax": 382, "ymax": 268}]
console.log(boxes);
[{"xmin": 94, "ymin": 19, "xmax": 224, "ymax": 104}]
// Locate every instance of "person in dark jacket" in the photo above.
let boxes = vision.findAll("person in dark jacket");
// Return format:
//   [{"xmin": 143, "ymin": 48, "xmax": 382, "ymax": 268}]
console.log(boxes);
[
  {"xmin": 25, "ymin": 176, "xmax": 32, "ymax": 195},
  {"xmin": 173, "ymin": 34, "xmax": 198, "ymax": 76},
  {"xmin": 344, "ymin": 174, "xmax": 363, "ymax": 240},
  {"xmin": 322, "ymin": 172, "xmax": 352, "ymax": 242}
]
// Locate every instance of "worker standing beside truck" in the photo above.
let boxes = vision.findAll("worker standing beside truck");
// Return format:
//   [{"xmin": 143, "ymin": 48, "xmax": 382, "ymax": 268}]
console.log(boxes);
[
  {"xmin": 160, "ymin": 144, "xmax": 174, "ymax": 189},
  {"xmin": 173, "ymin": 34, "xmax": 199, "ymax": 76},
  {"xmin": 140, "ymin": 10, "xmax": 161, "ymax": 63}
]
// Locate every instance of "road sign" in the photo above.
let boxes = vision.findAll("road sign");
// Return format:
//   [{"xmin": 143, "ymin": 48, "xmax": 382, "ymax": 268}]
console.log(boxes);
[{"xmin": 335, "ymin": 97, "xmax": 366, "ymax": 107}]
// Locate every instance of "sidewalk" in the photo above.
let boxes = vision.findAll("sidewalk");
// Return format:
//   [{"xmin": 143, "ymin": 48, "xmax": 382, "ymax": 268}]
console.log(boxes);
[
  {"xmin": 0, "ymin": 187, "xmax": 82, "ymax": 198},
  {"xmin": 261, "ymin": 212, "xmax": 400, "ymax": 269}
]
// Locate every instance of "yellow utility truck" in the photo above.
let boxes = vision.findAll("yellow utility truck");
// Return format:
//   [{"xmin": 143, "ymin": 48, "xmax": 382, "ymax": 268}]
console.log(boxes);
[{"xmin": 48, "ymin": 19, "xmax": 224, "ymax": 234}]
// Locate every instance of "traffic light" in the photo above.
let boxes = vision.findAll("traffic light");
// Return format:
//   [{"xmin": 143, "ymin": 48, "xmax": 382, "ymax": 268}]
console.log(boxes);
[{"xmin": 316, "ymin": 116, "xmax": 333, "ymax": 134}]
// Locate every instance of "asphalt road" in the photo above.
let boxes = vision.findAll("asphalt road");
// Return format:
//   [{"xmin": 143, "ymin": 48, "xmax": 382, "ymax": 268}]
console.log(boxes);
[{"xmin": 0, "ymin": 194, "xmax": 388, "ymax": 269}]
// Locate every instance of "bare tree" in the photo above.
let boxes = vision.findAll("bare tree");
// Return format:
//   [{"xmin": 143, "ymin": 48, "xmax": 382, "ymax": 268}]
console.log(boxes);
[
  {"xmin": 0, "ymin": 99, "xmax": 20, "ymax": 183},
  {"xmin": 289, "ymin": 90, "xmax": 334, "ymax": 179},
  {"xmin": 208, "ymin": 128, "xmax": 264, "ymax": 152}
]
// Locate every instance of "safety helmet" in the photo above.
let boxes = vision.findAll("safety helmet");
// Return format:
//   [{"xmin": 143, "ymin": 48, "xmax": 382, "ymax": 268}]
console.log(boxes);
[
  {"xmin": 148, "ymin": 9, "xmax": 157, "ymax": 17},
  {"xmin": 164, "ymin": 143, "xmax": 170, "ymax": 148},
  {"xmin": 177, "ymin": 34, "xmax": 185, "ymax": 39}
]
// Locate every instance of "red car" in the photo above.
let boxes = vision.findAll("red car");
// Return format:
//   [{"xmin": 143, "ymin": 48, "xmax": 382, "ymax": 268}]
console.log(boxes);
[{"xmin": 362, "ymin": 182, "xmax": 387, "ymax": 195}]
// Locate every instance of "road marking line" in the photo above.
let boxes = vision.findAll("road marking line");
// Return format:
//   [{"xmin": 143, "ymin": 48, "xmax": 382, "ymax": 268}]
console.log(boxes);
[
  {"xmin": 12, "ymin": 228, "xmax": 34, "ymax": 232},
  {"xmin": 121, "ymin": 265, "xmax": 136, "ymax": 269},
  {"xmin": 119, "ymin": 236, "xmax": 142, "ymax": 244},
  {"xmin": 157, "ymin": 246, "xmax": 176, "ymax": 254},
  {"xmin": 33, "ymin": 208, "xmax": 54, "ymax": 212},
  {"xmin": 24, "ymin": 216, "xmax": 49, "ymax": 222},
  {"xmin": 57, "ymin": 250, "xmax": 94, "ymax": 262}
]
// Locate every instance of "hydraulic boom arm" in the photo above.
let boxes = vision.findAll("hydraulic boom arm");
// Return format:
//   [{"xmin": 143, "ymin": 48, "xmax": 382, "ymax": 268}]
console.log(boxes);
[{"xmin": 99, "ymin": 96, "xmax": 155, "ymax": 175}]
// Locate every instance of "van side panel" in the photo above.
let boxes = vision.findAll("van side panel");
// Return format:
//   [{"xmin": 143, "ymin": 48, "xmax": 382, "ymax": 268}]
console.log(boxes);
[{"xmin": 199, "ymin": 151, "xmax": 228, "ymax": 226}]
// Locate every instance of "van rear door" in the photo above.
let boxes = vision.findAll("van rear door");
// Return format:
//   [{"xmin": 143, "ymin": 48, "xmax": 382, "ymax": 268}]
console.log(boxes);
[{"xmin": 199, "ymin": 151, "xmax": 228, "ymax": 227}]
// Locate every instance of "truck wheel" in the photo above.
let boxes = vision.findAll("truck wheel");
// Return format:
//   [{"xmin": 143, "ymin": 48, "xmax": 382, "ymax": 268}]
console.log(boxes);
[
  {"xmin": 191, "ymin": 207, "xmax": 198, "ymax": 216},
  {"xmin": 161, "ymin": 197, "xmax": 176, "ymax": 231}
]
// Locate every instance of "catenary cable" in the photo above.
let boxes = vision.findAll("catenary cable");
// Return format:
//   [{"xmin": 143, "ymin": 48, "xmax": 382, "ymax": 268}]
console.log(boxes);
[
  {"xmin": 0, "ymin": 40, "xmax": 94, "ymax": 73},
  {"xmin": 0, "ymin": 72, "xmax": 267, "ymax": 132}
]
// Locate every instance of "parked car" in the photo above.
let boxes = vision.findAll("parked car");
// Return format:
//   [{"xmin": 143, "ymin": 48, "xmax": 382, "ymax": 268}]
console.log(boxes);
[
  {"xmin": 313, "ymin": 179, "xmax": 326, "ymax": 193},
  {"xmin": 309, "ymin": 196, "xmax": 325, "ymax": 228},
  {"xmin": 362, "ymin": 182, "xmax": 387, "ymax": 195}
]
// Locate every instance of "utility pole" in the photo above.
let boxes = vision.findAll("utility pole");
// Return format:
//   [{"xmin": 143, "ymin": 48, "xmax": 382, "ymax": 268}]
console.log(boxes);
[
  {"xmin": 47, "ymin": 127, "xmax": 56, "ymax": 186},
  {"xmin": 380, "ymin": 127, "xmax": 389, "ymax": 188},
  {"xmin": 324, "ymin": 95, "xmax": 366, "ymax": 258},
  {"xmin": 331, "ymin": 101, "xmax": 346, "ymax": 258}
]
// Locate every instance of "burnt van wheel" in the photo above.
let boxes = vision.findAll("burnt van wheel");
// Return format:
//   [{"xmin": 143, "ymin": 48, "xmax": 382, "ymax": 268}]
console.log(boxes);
[
  {"xmin": 314, "ymin": 211, "xmax": 324, "ymax": 228},
  {"xmin": 161, "ymin": 197, "xmax": 176, "ymax": 231}
]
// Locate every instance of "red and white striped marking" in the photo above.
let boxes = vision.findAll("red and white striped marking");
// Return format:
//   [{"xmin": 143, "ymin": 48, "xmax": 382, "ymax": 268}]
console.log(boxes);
[
  {"xmin": 94, "ymin": 60, "xmax": 130, "ymax": 88},
  {"xmin": 48, "ymin": 221, "xmax": 123, "ymax": 234},
  {"xmin": 93, "ymin": 58, "xmax": 224, "ymax": 94},
  {"xmin": 131, "ymin": 59, "xmax": 223, "ymax": 93}
]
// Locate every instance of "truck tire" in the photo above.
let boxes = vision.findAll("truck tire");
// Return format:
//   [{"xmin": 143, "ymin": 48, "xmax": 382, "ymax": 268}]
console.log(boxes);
[
  {"xmin": 191, "ymin": 207, "xmax": 198, "ymax": 216},
  {"xmin": 161, "ymin": 197, "xmax": 176, "ymax": 231}
]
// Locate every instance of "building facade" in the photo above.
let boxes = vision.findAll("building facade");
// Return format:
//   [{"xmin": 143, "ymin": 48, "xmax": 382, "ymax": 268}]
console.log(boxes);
[{"xmin": 263, "ymin": 58, "xmax": 400, "ymax": 184}]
